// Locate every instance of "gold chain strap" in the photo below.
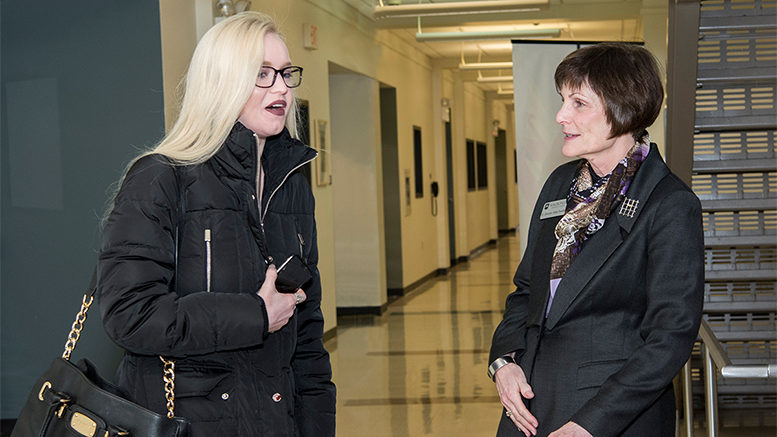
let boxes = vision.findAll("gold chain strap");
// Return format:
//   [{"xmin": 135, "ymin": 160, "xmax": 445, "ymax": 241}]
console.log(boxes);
[
  {"xmin": 58, "ymin": 292, "xmax": 178, "ymax": 421},
  {"xmin": 160, "ymin": 356, "xmax": 176, "ymax": 418},
  {"xmin": 62, "ymin": 294, "xmax": 94, "ymax": 360}
]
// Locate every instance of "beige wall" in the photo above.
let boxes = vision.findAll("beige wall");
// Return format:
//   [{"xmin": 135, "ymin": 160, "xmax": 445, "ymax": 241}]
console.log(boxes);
[
  {"xmin": 157, "ymin": 0, "xmax": 501, "ymax": 326},
  {"xmin": 487, "ymin": 97, "xmax": 519, "ymax": 233},
  {"xmin": 506, "ymin": 105, "xmax": 519, "ymax": 229},
  {"xmin": 158, "ymin": 0, "xmax": 196, "ymax": 132},
  {"xmin": 463, "ymin": 84, "xmax": 492, "ymax": 251}
]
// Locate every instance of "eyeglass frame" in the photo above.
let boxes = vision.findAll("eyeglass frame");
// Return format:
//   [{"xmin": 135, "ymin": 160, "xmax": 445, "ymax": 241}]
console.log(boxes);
[{"xmin": 255, "ymin": 66, "xmax": 304, "ymax": 89}]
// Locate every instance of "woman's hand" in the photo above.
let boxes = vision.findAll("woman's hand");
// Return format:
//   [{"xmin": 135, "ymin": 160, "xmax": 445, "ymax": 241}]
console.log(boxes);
[
  {"xmin": 257, "ymin": 265, "xmax": 306, "ymax": 333},
  {"xmin": 495, "ymin": 362, "xmax": 538, "ymax": 436},
  {"xmin": 548, "ymin": 421, "xmax": 592, "ymax": 437}
]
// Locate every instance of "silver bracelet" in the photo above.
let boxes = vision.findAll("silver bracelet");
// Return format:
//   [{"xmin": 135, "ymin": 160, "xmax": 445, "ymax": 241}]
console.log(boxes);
[{"xmin": 488, "ymin": 356, "xmax": 515, "ymax": 381}]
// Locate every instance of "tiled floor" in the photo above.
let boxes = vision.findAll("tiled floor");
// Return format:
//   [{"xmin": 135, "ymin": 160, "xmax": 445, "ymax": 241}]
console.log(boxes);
[
  {"xmin": 325, "ymin": 233, "xmax": 776, "ymax": 437},
  {"xmin": 326, "ymin": 236, "xmax": 517, "ymax": 437}
]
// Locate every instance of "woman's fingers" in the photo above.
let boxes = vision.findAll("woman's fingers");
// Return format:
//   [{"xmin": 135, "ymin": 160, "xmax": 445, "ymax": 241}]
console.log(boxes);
[
  {"xmin": 495, "ymin": 363, "xmax": 538, "ymax": 435},
  {"xmin": 257, "ymin": 265, "xmax": 299, "ymax": 332},
  {"xmin": 265, "ymin": 263, "xmax": 278, "ymax": 282}
]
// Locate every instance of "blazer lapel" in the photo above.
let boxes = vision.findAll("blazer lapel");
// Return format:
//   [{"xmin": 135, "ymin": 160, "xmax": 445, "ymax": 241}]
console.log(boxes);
[
  {"xmin": 526, "ymin": 163, "xmax": 579, "ymax": 328},
  {"xmin": 544, "ymin": 143, "xmax": 670, "ymax": 330},
  {"xmin": 529, "ymin": 212, "xmax": 562, "ymax": 328}
]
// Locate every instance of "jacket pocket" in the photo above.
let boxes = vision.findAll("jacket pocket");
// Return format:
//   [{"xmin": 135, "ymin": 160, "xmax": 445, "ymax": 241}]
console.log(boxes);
[
  {"xmin": 576, "ymin": 359, "xmax": 626, "ymax": 390},
  {"xmin": 257, "ymin": 370, "xmax": 296, "ymax": 437},
  {"xmin": 148, "ymin": 359, "xmax": 236, "ymax": 431}
]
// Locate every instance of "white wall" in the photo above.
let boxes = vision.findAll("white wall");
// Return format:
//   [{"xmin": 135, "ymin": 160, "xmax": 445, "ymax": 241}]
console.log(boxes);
[
  {"xmin": 330, "ymin": 72, "xmax": 386, "ymax": 308},
  {"xmin": 489, "ymin": 97, "xmax": 519, "ymax": 233},
  {"xmin": 463, "ymin": 84, "xmax": 491, "ymax": 251}
]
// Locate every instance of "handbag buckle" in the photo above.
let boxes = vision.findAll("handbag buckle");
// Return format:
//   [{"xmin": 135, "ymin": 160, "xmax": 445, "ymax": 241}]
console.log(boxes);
[{"xmin": 56, "ymin": 398, "xmax": 71, "ymax": 419}]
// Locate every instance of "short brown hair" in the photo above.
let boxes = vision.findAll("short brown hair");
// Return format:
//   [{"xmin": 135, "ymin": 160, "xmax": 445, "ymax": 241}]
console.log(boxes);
[{"xmin": 554, "ymin": 43, "xmax": 664, "ymax": 140}]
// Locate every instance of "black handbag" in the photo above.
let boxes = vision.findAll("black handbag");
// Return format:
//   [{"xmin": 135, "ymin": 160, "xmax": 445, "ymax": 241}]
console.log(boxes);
[{"xmin": 11, "ymin": 278, "xmax": 190, "ymax": 437}]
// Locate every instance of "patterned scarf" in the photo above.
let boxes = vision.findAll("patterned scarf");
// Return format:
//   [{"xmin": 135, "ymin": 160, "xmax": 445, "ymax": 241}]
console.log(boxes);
[{"xmin": 546, "ymin": 139, "xmax": 650, "ymax": 316}]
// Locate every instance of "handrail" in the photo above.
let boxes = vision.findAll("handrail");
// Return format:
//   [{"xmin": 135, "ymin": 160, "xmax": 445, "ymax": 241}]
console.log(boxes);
[
  {"xmin": 698, "ymin": 319, "xmax": 776, "ymax": 378},
  {"xmin": 683, "ymin": 319, "xmax": 777, "ymax": 437},
  {"xmin": 697, "ymin": 319, "xmax": 732, "ymax": 368}
]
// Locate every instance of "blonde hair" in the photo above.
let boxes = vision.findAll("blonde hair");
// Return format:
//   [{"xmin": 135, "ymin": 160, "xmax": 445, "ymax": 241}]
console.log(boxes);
[{"xmin": 150, "ymin": 11, "xmax": 297, "ymax": 165}]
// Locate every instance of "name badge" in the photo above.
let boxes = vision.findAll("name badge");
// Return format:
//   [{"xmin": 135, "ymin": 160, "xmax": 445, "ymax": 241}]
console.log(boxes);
[{"xmin": 540, "ymin": 199, "xmax": 566, "ymax": 219}]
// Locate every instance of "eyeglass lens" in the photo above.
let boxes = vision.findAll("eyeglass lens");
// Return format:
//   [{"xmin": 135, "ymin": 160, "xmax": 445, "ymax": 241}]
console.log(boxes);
[{"xmin": 256, "ymin": 66, "xmax": 303, "ymax": 88}]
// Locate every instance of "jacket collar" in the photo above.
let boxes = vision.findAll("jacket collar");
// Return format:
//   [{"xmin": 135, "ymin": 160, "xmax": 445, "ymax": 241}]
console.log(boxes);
[
  {"xmin": 212, "ymin": 122, "xmax": 318, "ymax": 186},
  {"xmin": 612, "ymin": 143, "xmax": 669, "ymax": 233},
  {"xmin": 543, "ymin": 143, "xmax": 669, "ymax": 330}
]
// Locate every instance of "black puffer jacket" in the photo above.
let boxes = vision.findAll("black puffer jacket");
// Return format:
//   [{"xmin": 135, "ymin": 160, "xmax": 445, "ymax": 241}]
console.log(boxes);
[{"xmin": 98, "ymin": 123, "xmax": 335, "ymax": 437}]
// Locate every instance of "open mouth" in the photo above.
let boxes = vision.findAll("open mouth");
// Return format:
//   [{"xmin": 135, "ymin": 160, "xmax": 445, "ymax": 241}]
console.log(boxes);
[{"xmin": 265, "ymin": 100, "xmax": 287, "ymax": 116}]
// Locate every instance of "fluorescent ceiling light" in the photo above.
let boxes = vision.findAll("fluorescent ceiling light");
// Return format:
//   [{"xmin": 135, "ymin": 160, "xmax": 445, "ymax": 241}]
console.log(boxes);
[
  {"xmin": 417, "ymin": 28, "xmax": 561, "ymax": 42},
  {"xmin": 477, "ymin": 75, "xmax": 513, "ymax": 83},
  {"xmin": 375, "ymin": 0, "xmax": 549, "ymax": 19},
  {"xmin": 459, "ymin": 62, "xmax": 513, "ymax": 71}
]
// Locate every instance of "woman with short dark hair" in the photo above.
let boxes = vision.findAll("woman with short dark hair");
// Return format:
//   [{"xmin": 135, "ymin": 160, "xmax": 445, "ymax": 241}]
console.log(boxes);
[{"xmin": 489, "ymin": 43, "xmax": 704, "ymax": 437}]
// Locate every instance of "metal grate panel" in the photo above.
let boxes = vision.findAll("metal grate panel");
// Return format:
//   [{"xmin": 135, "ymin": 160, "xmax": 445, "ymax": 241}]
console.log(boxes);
[
  {"xmin": 696, "ymin": 81, "xmax": 776, "ymax": 118},
  {"xmin": 691, "ymin": 397, "xmax": 777, "ymax": 428},
  {"xmin": 694, "ymin": 130, "xmax": 776, "ymax": 161},
  {"xmin": 718, "ymin": 394, "xmax": 777, "ymax": 409},
  {"xmin": 705, "ymin": 280, "xmax": 777, "ymax": 303},
  {"xmin": 705, "ymin": 246, "xmax": 777, "ymax": 271},
  {"xmin": 703, "ymin": 210, "xmax": 777, "ymax": 237},
  {"xmin": 721, "ymin": 339, "xmax": 777, "ymax": 360},
  {"xmin": 698, "ymin": 28, "xmax": 777, "ymax": 76},
  {"xmin": 691, "ymin": 340, "xmax": 777, "ymax": 366},
  {"xmin": 701, "ymin": 0, "xmax": 777, "ymax": 18},
  {"xmin": 693, "ymin": 171, "xmax": 777, "ymax": 200},
  {"xmin": 704, "ymin": 312, "xmax": 777, "ymax": 333}
]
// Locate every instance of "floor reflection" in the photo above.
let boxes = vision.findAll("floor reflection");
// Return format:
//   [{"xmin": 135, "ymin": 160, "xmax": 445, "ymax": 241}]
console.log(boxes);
[{"xmin": 326, "ymin": 234, "xmax": 521, "ymax": 437}]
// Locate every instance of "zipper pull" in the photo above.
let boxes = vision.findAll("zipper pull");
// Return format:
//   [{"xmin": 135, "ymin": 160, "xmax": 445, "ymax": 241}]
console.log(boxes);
[
  {"xmin": 204, "ymin": 229, "xmax": 212, "ymax": 293},
  {"xmin": 297, "ymin": 233, "xmax": 305, "ymax": 257}
]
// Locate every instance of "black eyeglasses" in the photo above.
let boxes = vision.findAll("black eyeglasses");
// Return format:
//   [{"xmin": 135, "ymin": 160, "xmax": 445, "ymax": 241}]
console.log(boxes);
[{"xmin": 255, "ymin": 66, "xmax": 303, "ymax": 88}]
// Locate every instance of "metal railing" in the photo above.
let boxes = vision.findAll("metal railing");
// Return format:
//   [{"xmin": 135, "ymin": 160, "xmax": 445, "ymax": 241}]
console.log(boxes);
[{"xmin": 680, "ymin": 319, "xmax": 777, "ymax": 437}]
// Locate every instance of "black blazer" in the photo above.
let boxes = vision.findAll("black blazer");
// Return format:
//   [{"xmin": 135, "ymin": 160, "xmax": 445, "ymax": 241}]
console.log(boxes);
[{"xmin": 490, "ymin": 144, "xmax": 704, "ymax": 437}]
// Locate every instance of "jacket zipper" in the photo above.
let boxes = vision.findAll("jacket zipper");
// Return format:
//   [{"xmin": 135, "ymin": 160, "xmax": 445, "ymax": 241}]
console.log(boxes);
[
  {"xmin": 204, "ymin": 229, "xmax": 212, "ymax": 292},
  {"xmin": 252, "ymin": 133, "xmax": 317, "ymax": 262},
  {"xmin": 260, "ymin": 156, "xmax": 317, "ymax": 223}
]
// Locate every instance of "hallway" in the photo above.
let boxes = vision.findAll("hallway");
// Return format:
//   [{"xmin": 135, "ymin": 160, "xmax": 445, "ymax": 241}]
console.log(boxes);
[{"xmin": 326, "ymin": 235, "xmax": 519, "ymax": 436}]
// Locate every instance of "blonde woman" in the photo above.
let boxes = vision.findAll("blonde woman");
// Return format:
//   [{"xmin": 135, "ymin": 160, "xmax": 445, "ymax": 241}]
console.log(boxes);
[{"xmin": 98, "ymin": 12, "xmax": 335, "ymax": 437}]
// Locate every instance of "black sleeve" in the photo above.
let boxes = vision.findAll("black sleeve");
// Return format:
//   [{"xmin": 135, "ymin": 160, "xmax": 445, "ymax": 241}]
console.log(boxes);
[
  {"xmin": 292, "ymin": 219, "xmax": 336, "ymax": 437},
  {"xmin": 98, "ymin": 156, "xmax": 269, "ymax": 357}
]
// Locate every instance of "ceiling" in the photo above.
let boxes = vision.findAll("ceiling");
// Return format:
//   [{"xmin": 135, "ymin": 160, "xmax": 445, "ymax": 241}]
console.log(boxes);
[{"xmin": 346, "ymin": 0, "xmax": 662, "ymax": 93}]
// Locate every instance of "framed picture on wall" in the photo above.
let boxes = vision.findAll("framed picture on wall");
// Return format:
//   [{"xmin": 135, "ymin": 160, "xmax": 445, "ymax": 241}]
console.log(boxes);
[{"xmin": 314, "ymin": 119, "xmax": 331, "ymax": 186}]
